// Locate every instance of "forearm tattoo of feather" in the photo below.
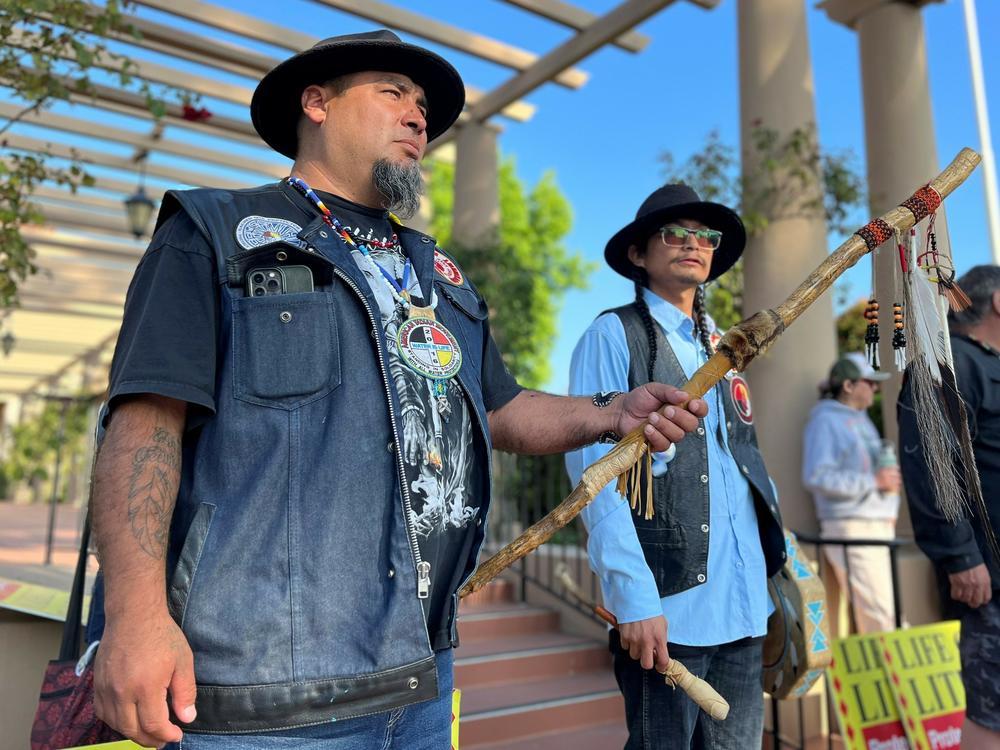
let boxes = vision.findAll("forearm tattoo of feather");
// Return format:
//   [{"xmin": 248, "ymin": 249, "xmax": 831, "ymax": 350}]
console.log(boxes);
[{"xmin": 127, "ymin": 427, "xmax": 181, "ymax": 559}]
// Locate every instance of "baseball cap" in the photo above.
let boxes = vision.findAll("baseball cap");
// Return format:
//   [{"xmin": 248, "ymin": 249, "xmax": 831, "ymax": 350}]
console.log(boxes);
[{"xmin": 828, "ymin": 353, "xmax": 892, "ymax": 385}]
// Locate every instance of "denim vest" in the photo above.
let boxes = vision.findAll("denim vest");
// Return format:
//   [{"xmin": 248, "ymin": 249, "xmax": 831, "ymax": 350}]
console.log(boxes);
[
  {"xmin": 156, "ymin": 183, "xmax": 493, "ymax": 733},
  {"xmin": 610, "ymin": 304, "xmax": 786, "ymax": 596}
]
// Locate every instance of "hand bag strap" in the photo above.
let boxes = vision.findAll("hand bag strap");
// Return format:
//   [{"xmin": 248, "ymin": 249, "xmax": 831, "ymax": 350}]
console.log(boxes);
[{"xmin": 58, "ymin": 512, "xmax": 92, "ymax": 661}]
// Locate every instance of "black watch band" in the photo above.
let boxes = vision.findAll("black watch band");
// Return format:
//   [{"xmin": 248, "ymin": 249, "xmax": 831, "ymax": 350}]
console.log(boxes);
[
  {"xmin": 592, "ymin": 390, "xmax": 623, "ymax": 409},
  {"xmin": 598, "ymin": 430, "xmax": 622, "ymax": 444}
]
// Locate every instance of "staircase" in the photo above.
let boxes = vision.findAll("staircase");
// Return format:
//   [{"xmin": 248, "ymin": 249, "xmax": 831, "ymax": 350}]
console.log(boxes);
[{"xmin": 456, "ymin": 581, "xmax": 627, "ymax": 749}]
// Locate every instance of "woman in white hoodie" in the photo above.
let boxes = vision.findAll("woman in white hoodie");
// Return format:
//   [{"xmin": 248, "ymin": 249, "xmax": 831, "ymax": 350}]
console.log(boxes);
[{"xmin": 803, "ymin": 353, "xmax": 902, "ymax": 633}]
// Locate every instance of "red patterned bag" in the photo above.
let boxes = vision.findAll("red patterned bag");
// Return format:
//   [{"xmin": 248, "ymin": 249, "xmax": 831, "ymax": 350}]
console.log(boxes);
[{"xmin": 30, "ymin": 515, "xmax": 123, "ymax": 750}]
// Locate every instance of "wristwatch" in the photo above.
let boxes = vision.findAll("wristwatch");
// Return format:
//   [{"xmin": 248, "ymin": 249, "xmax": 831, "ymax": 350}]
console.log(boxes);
[{"xmin": 592, "ymin": 390, "xmax": 623, "ymax": 409}]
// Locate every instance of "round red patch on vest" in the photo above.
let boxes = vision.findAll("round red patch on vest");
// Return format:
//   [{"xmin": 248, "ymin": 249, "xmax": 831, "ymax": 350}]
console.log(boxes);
[
  {"xmin": 730, "ymin": 375, "xmax": 753, "ymax": 424},
  {"xmin": 433, "ymin": 249, "xmax": 464, "ymax": 286}
]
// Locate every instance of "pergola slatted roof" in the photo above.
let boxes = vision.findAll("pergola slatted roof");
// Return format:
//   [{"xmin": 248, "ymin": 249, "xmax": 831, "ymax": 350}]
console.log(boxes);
[{"xmin": 1, "ymin": 0, "xmax": 688, "ymax": 398}]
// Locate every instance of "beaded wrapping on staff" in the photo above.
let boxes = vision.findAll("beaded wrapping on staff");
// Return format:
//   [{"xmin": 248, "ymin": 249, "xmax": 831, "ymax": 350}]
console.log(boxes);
[
  {"xmin": 900, "ymin": 184, "xmax": 943, "ymax": 223},
  {"xmin": 856, "ymin": 218, "xmax": 895, "ymax": 251}
]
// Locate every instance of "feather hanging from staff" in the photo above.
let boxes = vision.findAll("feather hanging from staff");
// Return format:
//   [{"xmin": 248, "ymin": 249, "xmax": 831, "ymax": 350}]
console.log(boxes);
[{"xmin": 901, "ymin": 217, "xmax": 989, "ymax": 537}]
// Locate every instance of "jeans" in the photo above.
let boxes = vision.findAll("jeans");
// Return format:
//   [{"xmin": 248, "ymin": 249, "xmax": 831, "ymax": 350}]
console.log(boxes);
[
  {"xmin": 610, "ymin": 630, "xmax": 764, "ymax": 750},
  {"xmin": 960, "ymin": 597, "xmax": 1000, "ymax": 731},
  {"xmin": 169, "ymin": 649, "xmax": 454, "ymax": 750}
]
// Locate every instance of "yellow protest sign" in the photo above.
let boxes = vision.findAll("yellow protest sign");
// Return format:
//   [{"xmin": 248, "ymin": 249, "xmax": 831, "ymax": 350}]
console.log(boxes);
[
  {"xmin": 828, "ymin": 632, "xmax": 908, "ymax": 750},
  {"xmin": 881, "ymin": 622, "xmax": 964, "ymax": 750},
  {"xmin": 0, "ymin": 576, "xmax": 88, "ymax": 622},
  {"xmin": 61, "ymin": 743, "xmax": 150, "ymax": 750}
]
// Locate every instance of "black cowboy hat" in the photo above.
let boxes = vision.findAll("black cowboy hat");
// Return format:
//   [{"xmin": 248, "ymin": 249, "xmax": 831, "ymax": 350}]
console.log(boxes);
[
  {"xmin": 604, "ymin": 184, "xmax": 747, "ymax": 282},
  {"xmin": 251, "ymin": 29, "xmax": 465, "ymax": 159}
]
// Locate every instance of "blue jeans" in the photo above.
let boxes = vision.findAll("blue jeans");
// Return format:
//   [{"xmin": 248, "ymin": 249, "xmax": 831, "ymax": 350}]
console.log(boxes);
[
  {"xmin": 610, "ymin": 630, "xmax": 764, "ymax": 750},
  {"xmin": 170, "ymin": 649, "xmax": 454, "ymax": 750}
]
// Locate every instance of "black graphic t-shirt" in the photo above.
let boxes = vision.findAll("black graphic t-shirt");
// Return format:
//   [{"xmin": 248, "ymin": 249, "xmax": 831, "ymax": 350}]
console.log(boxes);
[
  {"xmin": 106, "ymin": 191, "xmax": 521, "ymax": 650},
  {"xmin": 317, "ymin": 192, "xmax": 489, "ymax": 648}
]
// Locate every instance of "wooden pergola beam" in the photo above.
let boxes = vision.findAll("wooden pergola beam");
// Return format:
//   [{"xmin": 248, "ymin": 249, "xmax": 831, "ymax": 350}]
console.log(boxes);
[
  {"xmin": 305, "ymin": 0, "xmax": 588, "ymax": 89},
  {"xmin": 31, "ymin": 180, "xmax": 166, "ymax": 206},
  {"xmin": 0, "ymin": 101, "xmax": 285, "ymax": 178},
  {"xmin": 468, "ymin": 0, "xmax": 680, "ymax": 122},
  {"xmin": 33, "ymin": 204, "xmax": 144, "ymax": 238},
  {"xmin": 125, "ymin": 0, "xmax": 535, "ymax": 121},
  {"xmin": 51, "ymin": 73, "xmax": 262, "ymax": 144},
  {"xmin": 6, "ymin": 28, "xmax": 256, "ymax": 107},
  {"xmin": 21, "ymin": 226, "xmax": 144, "ymax": 260},
  {"xmin": 130, "ymin": 0, "xmax": 584, "ymax": 90},
  {"xmin": 12, "ymin": 301, "xmax": 124, "ymax": 321},
  {"xmin": 500, "ymin": 0, "xmax": 650, "ymax": 52},
  {"xmin": 2, "ymin": 133, "xmax": 252, "ymax": 189}
]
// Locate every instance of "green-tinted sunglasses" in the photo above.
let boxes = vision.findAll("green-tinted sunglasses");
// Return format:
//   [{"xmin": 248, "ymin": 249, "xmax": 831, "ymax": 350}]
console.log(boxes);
[{"xmin": 659, "ymin": 225, "xmax": 723, "ymax": 250}]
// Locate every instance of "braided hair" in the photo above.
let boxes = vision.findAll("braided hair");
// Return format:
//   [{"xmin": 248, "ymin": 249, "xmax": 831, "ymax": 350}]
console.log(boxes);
[
  {"xmin": 633, "ymin": 276, "xmax": 659, "ymax": 382},
  {"xmin": 692, "ymin": 285, "xmax": 714, "ymax": 359},
  {"xmin": 633, "ymin": 271, "xmax": 715, "ymax": 381}
]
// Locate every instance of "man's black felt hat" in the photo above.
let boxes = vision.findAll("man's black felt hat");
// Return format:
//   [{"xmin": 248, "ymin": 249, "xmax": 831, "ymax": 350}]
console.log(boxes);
[
  {"xmin": 604, "ymin": 183, "xmax": 747, "ymax": 282},
  {"xmin": 251, "ymin": 29, "xmax": 465, "ymax": 159}
]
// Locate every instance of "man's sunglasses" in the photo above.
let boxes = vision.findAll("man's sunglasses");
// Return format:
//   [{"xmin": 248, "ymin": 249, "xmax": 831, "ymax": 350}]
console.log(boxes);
[{"xmin": 659, "ymin": 225, "xmax": 723, "ymax": 250}]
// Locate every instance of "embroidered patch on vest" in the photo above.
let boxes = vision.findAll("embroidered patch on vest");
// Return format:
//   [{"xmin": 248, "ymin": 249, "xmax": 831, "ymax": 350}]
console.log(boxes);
[
  {"xmin": 433, "ymin": 249, "xmax": 464, "ymax": 286},
  {"xmin": 235, "ymin": 216, "xmax": 303, "ymax": 249},
  {"xmin": 730, "ymin": 375, "xmax": 753, "ymax": 424}
]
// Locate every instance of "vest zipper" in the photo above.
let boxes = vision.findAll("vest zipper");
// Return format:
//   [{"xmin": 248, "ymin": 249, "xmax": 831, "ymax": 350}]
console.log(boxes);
[{"xmin": 330, "ymin": 266, "xmax": 429, "ymax": 602}]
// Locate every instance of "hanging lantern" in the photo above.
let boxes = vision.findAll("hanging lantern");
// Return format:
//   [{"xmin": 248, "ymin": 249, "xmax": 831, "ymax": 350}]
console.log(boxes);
[{"xmin": 123, "ymin": 186, "xmax": 156, "ymax": 238}]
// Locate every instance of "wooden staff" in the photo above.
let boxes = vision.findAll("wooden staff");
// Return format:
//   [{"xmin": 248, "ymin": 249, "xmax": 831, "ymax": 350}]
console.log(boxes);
[
  {"xmin": 554, "ymin": 563, "xmax": 730, "ymax": 720},
  {"xmin": 460, "ymin": 147, "xmax": 981, "ymax": 599}
]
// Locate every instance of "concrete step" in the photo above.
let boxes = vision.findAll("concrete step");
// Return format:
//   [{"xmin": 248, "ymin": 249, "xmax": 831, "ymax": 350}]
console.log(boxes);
[
  {"xmin": 458, "ymin": 672, "xmax": 622, "ymax": 747},
  {"xmin": 456, "ymin": 637, "xmax": 611, "ymax": 687},
  {"xmin": 457, "ymin": 602, "xmax": 560, "ymax": 641},
  {"xmin": 464, "ymin": 720, "xmax": 627, "ymax": 749}
]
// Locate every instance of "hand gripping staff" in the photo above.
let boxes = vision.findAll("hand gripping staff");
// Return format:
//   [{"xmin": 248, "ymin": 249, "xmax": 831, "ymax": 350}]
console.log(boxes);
[
  {"xmin": 554, "ymin": 563, "xmax": 730, "ymax": 720},
  {"xmin": 460, "ymin": 147, "xmax": 981, "ymax": 602}
]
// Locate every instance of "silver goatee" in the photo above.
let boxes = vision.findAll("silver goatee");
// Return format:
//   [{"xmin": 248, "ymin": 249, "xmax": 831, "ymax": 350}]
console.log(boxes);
[{"xmin": 372, "ymin": 158, "xmax": 424, "ymax": 220}]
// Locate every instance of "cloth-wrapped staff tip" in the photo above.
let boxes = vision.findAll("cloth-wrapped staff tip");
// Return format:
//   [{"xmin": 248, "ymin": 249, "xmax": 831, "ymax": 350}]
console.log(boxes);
[
  {"xmin": 554, "ymin": 563, "xmax": 730, "ymax": 720},
  {"xmin": 459, "ymin": 147, "xmax": 982, "ymax": 600}
]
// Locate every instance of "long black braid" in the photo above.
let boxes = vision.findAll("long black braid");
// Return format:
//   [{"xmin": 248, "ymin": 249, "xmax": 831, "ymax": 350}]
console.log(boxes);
[
  {"xmin": 692, "ymin": 285, "xmax": 714, "ymax": 358},
  {"xmin": 634, "ymin": 271, "xmax": 714, "ymax": 381},
  {"xmin": 633, "ymin": 277, "xmax": 659, "ymax": 382}
]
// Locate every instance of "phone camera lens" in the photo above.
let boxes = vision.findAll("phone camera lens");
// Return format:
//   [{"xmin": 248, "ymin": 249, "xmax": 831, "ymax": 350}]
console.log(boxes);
[
  {"xmin": 252, "ymin": 273, "xmax": 265, "ymax": 284},
  {"xmin": 253, "ymin": 287, "xmax": 265, "ymax": 296},
  {"xmin": 267, "ymin": 279, "xmax": 280, "ymax": 290}
]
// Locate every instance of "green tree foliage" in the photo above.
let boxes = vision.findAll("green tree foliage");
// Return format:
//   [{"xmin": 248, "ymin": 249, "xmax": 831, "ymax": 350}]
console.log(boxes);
[
  {"xmin": 428, "ymin": 157, "xmax": 593, "ymax": 388},
  {"xmin": 660, "ymin": 126, "xmax": 866, "ymax": 331},
  {"xmin": 0, "ymin": 396, "xmax": 91, "ymax": 501},
  {"xmin": 836, "ymin": 299, "xmax": 869, "ymax": 354},
  {"xmin": 0, "ymin": 1, "xmax": 185, "ymax": 308}
]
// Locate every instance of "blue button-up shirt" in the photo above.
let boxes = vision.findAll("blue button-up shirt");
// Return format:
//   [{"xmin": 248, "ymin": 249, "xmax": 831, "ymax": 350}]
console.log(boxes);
[{"xmin": 565, "ymin": 288, "xmax": 772, "ymax": 646}]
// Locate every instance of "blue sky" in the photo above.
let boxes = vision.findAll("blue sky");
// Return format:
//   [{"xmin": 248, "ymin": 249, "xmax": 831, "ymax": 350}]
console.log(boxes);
[{"xmin": 7, "ymin": 0, "xmax": 998, "ymax": 393}]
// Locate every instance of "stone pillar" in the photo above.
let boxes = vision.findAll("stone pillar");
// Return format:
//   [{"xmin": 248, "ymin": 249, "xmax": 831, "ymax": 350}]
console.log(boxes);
[
  {"xmin": 451, "ymin": 122, "xmax": 501, "ymax": 249},
  {"xmin": 738, "ymin": 0, "xmax": 838, "ymax": 535},
  {"xmin": 822, "ymin": 0, "xmax": 945, "ymax": 533}
]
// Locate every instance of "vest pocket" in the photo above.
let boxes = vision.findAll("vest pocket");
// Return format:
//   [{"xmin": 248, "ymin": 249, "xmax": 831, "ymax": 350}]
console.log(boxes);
[
  {"xmin": 168, "ymin": 502, "xmax": 216, "ymax": 627},
  {"xmin": 232, "ymin": 292, "xmax": 341, "ymax": 409},
  {"xmin": 636, "ymin": 524, "xmax": 691, "ymax": 597}
]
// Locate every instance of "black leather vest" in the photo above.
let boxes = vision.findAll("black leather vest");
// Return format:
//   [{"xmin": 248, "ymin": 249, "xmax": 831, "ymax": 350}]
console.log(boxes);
[{"xmin": 610, "ymin": 303, "xmax": 787, "ymax": 596}]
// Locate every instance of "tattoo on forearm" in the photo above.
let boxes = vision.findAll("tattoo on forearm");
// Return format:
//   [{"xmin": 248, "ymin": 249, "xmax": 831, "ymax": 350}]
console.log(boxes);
[{"xmin": 126, "ymin": 427, "xmax": 181, "ymax": 559}]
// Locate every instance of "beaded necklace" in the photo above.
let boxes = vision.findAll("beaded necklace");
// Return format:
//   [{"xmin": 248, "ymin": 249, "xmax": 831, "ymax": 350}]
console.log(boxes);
[
  {"xmin": 287, "ymin": 176, "xmax": 413, "ymax": 308},
  {"xmin": 286, "ymin": 176, "xmax": 459, "ymax": 404}
]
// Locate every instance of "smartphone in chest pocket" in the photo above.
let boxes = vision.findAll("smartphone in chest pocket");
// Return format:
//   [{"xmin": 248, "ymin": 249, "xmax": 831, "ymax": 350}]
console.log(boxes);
[{"xmin": 245, "ymin": 265, "xmax": 314, "ymax": 296}]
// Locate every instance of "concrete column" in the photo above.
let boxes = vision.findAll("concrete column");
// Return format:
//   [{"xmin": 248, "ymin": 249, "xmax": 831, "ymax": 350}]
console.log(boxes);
[
  {"xmin": 823, "ymin": 0, "xmax": 946, "ymax": 534},
  {"xmin": 451, "ymin": 122, "xmax": 501, "ymax": 248},
  {"xmin": 738, "ymin": 0, "xmax": 838, "ymax": 536}
]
